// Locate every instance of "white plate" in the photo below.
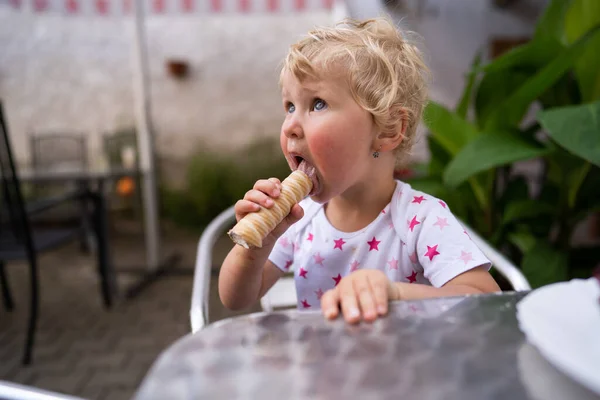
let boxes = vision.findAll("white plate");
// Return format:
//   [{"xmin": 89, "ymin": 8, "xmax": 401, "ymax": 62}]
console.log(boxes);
[{"xmin": 517, "ymin": 278, "xmax": 600, "ymax": 395}]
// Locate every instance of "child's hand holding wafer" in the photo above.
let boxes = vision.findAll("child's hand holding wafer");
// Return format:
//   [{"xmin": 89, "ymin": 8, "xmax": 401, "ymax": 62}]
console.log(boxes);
[{"xmin": 230, "ymin": 176, "xmax": 305, "ymax": 249}]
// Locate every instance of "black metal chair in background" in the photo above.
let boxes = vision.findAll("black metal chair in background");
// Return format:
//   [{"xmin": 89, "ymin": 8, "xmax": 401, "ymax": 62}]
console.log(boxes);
[
  {"xmin": 0, "ymin": 101, "xmax": 113, "ymax": 365},
  {"xmin": 28, "ymin": 132, "xmax": 94, "ymax": 253}
]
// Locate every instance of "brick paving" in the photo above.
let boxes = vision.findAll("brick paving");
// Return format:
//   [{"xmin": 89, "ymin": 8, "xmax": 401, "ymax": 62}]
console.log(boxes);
[{"xmin": 0, "ymin": 221, "xmax": 260, "ymax": 400}]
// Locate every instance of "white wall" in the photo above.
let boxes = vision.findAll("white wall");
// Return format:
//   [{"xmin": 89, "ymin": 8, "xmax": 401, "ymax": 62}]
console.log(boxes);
[{"xmin": 0, "ymin": 6, "xmax": 332, "ymax": 169}]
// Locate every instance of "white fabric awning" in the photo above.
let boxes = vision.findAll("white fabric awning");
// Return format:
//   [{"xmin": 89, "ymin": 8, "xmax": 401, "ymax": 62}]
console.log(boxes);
[{"xmin": 3, "ymin": 0, "xmax": 334, "ymax": 15}]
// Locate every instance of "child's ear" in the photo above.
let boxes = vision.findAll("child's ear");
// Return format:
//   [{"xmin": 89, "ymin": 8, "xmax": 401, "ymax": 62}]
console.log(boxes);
[{"xmin": 377, "ymin": 106, "xmax": 408, "ymax": 152}]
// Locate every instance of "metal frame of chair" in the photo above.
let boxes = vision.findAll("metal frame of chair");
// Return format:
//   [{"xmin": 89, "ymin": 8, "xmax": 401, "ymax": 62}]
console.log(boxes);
[
  {"xmin": 0, "ymin": 101, "xmax": 113, "ymax": 365},
  {"xmin": 190, "ymin": 205, "xmax": 531, "ymax": 333}
]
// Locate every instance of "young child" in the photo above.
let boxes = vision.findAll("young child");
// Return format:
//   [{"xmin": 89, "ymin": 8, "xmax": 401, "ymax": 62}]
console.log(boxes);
[{"xmin": 219, "ymin": 17, "xmax": 500, "ymax": 324}]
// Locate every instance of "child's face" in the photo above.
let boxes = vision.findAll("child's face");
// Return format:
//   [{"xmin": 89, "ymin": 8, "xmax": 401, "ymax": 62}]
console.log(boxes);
[{"xmin": 280, "ymin": 70, "xmax": 377, "ymax": 203}]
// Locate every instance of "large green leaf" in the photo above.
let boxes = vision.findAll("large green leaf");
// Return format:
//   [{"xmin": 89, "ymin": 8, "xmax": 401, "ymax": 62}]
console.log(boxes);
[
  {"xmin": 475, "ymin": 68, "xmax": 530, "ymax": 129},
  {"xmin": 538, "ymin": 101, "xmax": 600, "ymax": 166},
  {"xmin": 522, "ymin": 242, "xmax": 569, "ymax": 288},
  {"xmin": 423, "ymin": 102, "xmax": 479, "ymax": 155},
  {"xmin": 508, "ymin": 231, "xmax": 537, "ymax": 254},
  {"xmin": 443, "ymin": 131, "xmax": 549, "ymax": 187},
  {"xmin": 485, "ymin": 24, "xmax": 600, "ymax": 131},
  {"xmin": 502, "ymin": 200, "xmax": 555, "ymax": 224},
  {"xmin": 565, "ymin": 0, "xmax": 600, "ymax": 102},
  {"xmin": 456, "ymin": 51, "xmax": 482, "ymax": 119},
  {"xmin": 534, "ymin": 0, "xmax": 574, "ymax": 42}
]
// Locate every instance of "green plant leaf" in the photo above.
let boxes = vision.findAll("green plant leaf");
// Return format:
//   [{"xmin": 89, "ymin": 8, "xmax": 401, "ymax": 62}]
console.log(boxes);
[
  {"xmin": 423, "ymin": 101, "xmax": 479, "ymax": 155},
  {"xmin": 565, "ymin": 0, "xmax": 600, "ymax": 102},
  {"xmin": 456, "ymin": 51, "xmax": 482, "ymax": 119},
  {"xmin": 443, "ymin": 131, "xmax": 549, "ymax": 187},
  {"xmin": 502, "ymin": 200, "xmax": 555, "ymax": 224},
  {"xmin": 485, "ymin": 24, "xmax": 600, "ymax": 131},
  {"xmin": 538, "ymin": 101, "xmax": 600, "ymax": 167},
  {"xmin": 478, "ymin": 37, "xmax": 562, "ymax": 76},
  {"xmin": 522, "ymin": 242, "xmax": 569, "ymax": 288},
  {"xmin": 508, "ymin": 231, "xmax": 537, "ymax": 254},
  {"xmin": 534, "ymin": 0, "xmax": 574, "ymax": 42}
]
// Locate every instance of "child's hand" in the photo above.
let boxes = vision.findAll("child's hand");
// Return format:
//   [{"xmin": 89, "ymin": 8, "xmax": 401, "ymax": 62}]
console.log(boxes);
[
  {"xmin": 320, "ymin": 270, "xmax": 400, "ymax": 324},
  {"xmin": 234, "ymin": 177, "xmax": 304, "ymax": 245}
]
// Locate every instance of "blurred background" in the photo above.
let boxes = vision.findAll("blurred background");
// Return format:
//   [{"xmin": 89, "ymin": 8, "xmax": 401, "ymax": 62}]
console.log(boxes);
[{"xmin": 0, "ymin": 0, "xmax": 598, "ymax": 399}]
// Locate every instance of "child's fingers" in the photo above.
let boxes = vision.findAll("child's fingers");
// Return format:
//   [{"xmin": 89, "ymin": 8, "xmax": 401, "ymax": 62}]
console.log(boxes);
[
  {"xmin": 234, "ymin": 199, "xmax": 260, "ymax": 220},
  {"xmin": 243, "ymin": 189, "xmax": 275, "ymax": 208},
  {"xmin": 369, "ymin": 275, "xmax": 389, "ymax": 316},
  {"xmin": 320, "ymin": 289, "xmax": 340, "ymax": 320},
  {"xmin": 339, "ymin": 283, "xmax": 361, "ymax": 324},
  {"xmin": 353, "ymin": 277, "xmax": 377, "ymax": 322},
  {"xmin": 267, "ymin": 177, "xmax": 282, "ymax": 189},
  {"xmin": 253, "ymin": 178, "xmax": 281, "ymax": 198}
]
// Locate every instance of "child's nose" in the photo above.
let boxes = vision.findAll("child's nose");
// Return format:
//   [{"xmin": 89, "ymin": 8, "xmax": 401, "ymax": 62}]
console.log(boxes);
[{"xmin": 283, "ymin": 116, "xmax": 304, "ymax": 139}]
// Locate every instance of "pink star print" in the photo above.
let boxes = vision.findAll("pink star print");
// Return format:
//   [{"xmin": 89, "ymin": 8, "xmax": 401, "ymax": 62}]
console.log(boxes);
[
  {"xmin": 299, "ymin": 268, "xmax": 308, "ymax": 278},
  {"xmin": 293, "ymin": 242, "xmax": 301, "ymax": 251},
  {"xmin": 439, "ymin": 200, "xmax": 447, "ymax": 208},
  {"xmin": 279, "ymin": 237, "xmax": 289, "ymax": 247},
  {"xmin": 367, "ymin": 237, "xmax": 381, "ymax": 251},
  {"xmin": 284, "ymin": 260, "xmax": 293, "ymax": 270},
  {"xmin": 313, "ymin": 252, "xmax": 325, "ymax": 266},
  {"xmin": 409, "ymin": 251, "xmax": 418, "ymax": 264},
  {"xmin": 332, "ymin": 274, "xmax": 342, "ymax": 286},
  {"xmin": 389, "ymin": 222, "xmax": 394, "ymax": 229},
  {"xmin": 408, "ymin": 216, "xmax": 421, "ymax": 232},
  {"xmin": 315, "ymin": 288, "xmax": 324, "ymax": 300},
  {"xmin": 381, "ymin": 209, "xmax": 386, "ymax": 214},
  {"xmin": 459, "ymin": 251, "xmax": 473, "ymax": 265},
  {"xmin": 406, "ymin": 270, "xmax": 417, "ymax": 283},
  {"xmin": 424, "ymin": 245, "xmax": 440, "ymax": 261},
  {"xmin": 434, "ymin": 217, "xmax": 449, "ymax": 230},
  {"xmin": 301, "ymin": 299, "xmax": 311, "ymax": 308},
  {"xmin": 350, "ymin": 260, "xmax": 360, "ymax": 272},
  {"xmin": 387, "ymin": 258, "xmax": 399, "ymax": 271},
  {"xmin": 307, "ymin": 233, "xmax": 314, "ymax": 242},
  {"xmin": 412, "ymin": 195, "xmax": 425, "ymax": 204},
  {"xmin": 333, "ymin": 238, "xmax": 346, "ymax": 250}
]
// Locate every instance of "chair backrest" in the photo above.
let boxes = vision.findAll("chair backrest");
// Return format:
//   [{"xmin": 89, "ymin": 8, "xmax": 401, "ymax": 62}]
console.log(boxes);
[
  {"xmin": 29, "ymin": 132, "xmax": 88, "ymax": 171},
  {"xmin": 0, "ymin": 100, "xmax": 36, "ymax": 253}
]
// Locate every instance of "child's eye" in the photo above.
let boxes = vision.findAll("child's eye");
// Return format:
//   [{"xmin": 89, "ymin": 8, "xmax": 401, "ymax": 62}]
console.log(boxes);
[
  {"xmin": 312, "ymin": 98, "xmax": 327, "ymax": 111},
  {"xmin": 285, "ymin": 102, "xmax": 295, "ymax": 114}
]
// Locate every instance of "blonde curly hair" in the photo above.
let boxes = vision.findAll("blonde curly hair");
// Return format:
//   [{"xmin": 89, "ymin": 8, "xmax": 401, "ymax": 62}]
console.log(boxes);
[{"xmin": 281, "ymin": 17, "xmax": 429, "ymax": 159}]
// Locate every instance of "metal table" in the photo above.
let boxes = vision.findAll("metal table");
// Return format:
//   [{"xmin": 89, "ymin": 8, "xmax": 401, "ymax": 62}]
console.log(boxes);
[
  {"xmin": 17, "ymin": 167, "xmax": 182, "ymax": 299},
  {"xmin": 133, "ymin": 292, "xmax": 600, "ymax": 400}
]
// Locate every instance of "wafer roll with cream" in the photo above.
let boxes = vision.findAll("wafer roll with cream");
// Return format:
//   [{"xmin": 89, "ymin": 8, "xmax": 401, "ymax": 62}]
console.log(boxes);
[{"xmin": 228, "ymin": 169, "xmax": 313, "ymax": 249}]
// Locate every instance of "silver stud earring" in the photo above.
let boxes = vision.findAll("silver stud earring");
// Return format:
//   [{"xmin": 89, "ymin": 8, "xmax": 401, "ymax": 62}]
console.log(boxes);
[{"xmin": 372, "ymin": 146, "xmax": 381, "ymax": 158}]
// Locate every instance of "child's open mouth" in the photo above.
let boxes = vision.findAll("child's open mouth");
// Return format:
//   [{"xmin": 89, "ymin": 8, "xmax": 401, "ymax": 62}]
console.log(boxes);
[{"xmin": 289, "ymin": 155, "xmax": 320, "ymax": 196}]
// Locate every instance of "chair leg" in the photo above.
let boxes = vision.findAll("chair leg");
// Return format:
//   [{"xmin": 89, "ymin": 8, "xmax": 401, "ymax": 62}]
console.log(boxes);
[
  {"xmin": 92, "ymin": 192, "xmax": 114, "ymax": 309},
  {"xmin": 0, "ymin": 261, "xmax": 14, "ymax": 311},
  {"xmin": 22, "ymin": 256, "xmax": 40, "ymax": 365}
]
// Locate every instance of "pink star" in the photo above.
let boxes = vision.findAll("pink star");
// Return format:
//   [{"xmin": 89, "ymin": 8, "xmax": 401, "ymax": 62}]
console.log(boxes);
[
  {"xmin": 433, "ymin": 217, "xmax": 449, "ymax": 230},
  {"xmin": 299, "ymin": 267, "xmax": 308, "ymax": 278},
  {"xmin": 459, "ymin": 251, "xmax": 473, "ymax": 265},
  {"xmin": 388, "ymin": 222, "xmax": 394, "ymax": 229},
  {"xmin": 424, "ymin": 245, "xmax": 440, "ymax": 261},
  {"xmin": 381, "ymin": 209, "xmax": 386, "ymax": 214},
  {"xmin": 439, "ymin": 200, "xmax": 447, "ymax": 208},
  {"xmin": 333, "ymin": 238, "xmax": 346, "ymax": 250},
  {"xmin": 409, "ymin": 251, "xmax": 418, "ymax": 264},
  {"xmin": 408, "ymin": 216, "xmax": 421, "ymax": 232},
  {"xmin": 350, "ymin": 260, "xmax": 360, "ymax": 272},
  {"xmin": 313, "ymin": 252, "xmax": 325, "ymax": 266},
  {"xmin": 387, "ymin": 258, "xmax": 399, "ymax": 271},
  {"xmin": 332, "ymin": 274, "xmax": 342, "ymax": 286},
  {"xmin": 315, "ymin": 288, "xmax": 324, "ymax": 300},
  {"xmin": 412, "ymin": 195, "xmax": 425, "ymax": 204},
  {"xmin": 293, "ymin": 242, "xmax": 301, "ymax": 251},
  {"xmin": 307, "ymin": 233, "xmax": 314, "ymax": 242},
  {"xmin": 279, "ymin": 237, "xmax": 289, "ymax": 247},
  {"xmin": 406, "ymin": 270, "xmax": 417, "ymax": 283},
  {"xmin": 301, "ymin": 299, "xmax": 311, "ymax": 308},
  {"xmin": 284, "ymin": 260, "xmax": 293, "ymax": 270},
  {"xmin": 367, "ymin": 237, "xmax": 381, "ymax": 251}
]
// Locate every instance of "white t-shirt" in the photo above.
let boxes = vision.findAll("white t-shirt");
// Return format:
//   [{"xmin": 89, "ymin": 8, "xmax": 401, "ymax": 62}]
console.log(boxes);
[{"xmin": 268, "ymin": 180, "xmax": 491, "ymax": 310}]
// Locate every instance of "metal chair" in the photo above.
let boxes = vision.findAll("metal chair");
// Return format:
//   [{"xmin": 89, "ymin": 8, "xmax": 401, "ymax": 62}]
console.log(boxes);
[
  {"xmin": 0, "ymin": 101, "xmax": 113, "ymax": 365},
  {"xmin": 190, "ymin": 205, "xmax": 531, "ymax": 333}
]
